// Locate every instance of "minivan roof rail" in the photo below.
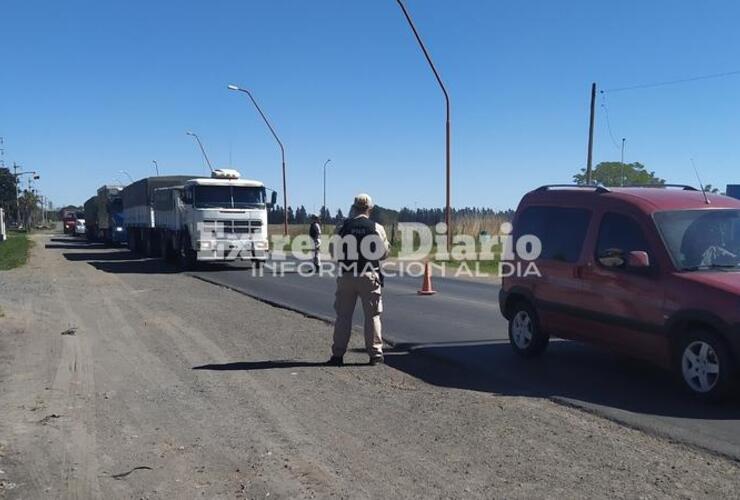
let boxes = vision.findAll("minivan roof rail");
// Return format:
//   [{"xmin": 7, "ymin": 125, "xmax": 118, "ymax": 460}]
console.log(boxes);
[
  {"xmin": 624, "ymin": 184, "xmax": 699, "ymax": 191},
  {"xmin": 535, "ymin": 184, "xmax": 611, "ymax": 193}
]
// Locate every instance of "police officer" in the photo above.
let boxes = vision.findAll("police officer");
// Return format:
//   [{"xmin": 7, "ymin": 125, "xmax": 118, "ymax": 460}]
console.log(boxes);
[
  {"xmin": 308, "ymin": 214, "xmax": 322, "ymax": 270},
  {"xmin": 327, "ymin": 193, "xmax": 389, "ymax": 366}
]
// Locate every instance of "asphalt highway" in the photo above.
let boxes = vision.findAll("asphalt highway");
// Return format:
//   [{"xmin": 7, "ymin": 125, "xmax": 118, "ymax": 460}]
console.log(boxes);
[{"xmin": 189, "ymin": 259, "xmax": 740, "ymax": 460}]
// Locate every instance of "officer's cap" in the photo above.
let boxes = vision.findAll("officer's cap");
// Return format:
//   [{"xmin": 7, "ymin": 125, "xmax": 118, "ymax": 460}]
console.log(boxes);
[{"xmin": 353, "ymin": 193, "xmax": 374, "ymax": 210}]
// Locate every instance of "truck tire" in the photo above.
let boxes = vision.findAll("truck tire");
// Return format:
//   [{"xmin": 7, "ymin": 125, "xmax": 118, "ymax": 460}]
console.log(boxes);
[
  {"xmin": 160, "ymin": 233, "xmax": 174, "ymax": 261},
  {"xmin": 127, "ymin": 230, "xmax": 138, "ymax": 254},
  {"xmin": 179, "ymin": 234, "xmax": 197, "ymax": 271}
]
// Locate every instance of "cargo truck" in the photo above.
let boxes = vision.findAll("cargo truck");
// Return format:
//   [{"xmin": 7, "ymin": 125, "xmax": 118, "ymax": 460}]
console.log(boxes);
[
  {"xmin": 727, "ymin": 184, "xmax": 740, "ymax": 200},
  {"xmin": 122, "ymin": 175, "xmax": 196, "ymax": 256},
  {"xmin": 83, "ymin": 196, "xmax": 98, "ymax": 242},
  {"xmin": 95, "ymin": 185, "xmax": 127, "ymax": 245},
  {"xmin": 152, "ymin": 168, "xmax": 276, "ymax": 269}
]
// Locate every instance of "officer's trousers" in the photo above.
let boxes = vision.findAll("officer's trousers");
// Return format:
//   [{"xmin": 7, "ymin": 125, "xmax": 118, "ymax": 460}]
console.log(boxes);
[{"xmin": 331, "ymin": 272, "xmax": 383, "ymax": 357}]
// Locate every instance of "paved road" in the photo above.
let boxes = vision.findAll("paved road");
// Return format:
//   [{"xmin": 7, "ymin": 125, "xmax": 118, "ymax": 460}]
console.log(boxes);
[
  {"xmin": 190, "ymin": 259, "xmax": 740, "ymax": 460},
  {"xmin": 57, "ymin": 242, "xmax": 740, "ymax": 460}
]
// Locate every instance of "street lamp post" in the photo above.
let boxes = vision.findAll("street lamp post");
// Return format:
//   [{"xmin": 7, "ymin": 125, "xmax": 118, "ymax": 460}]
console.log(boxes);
[
  {"xmin": 153, "ymin": 160, "xmax": 160, "ymax": 175},
  {"xmin": 186, "ymin": 131, "xmax": 214, "ymax": 174},
  {"xmin": 395, "ymin": 0, "xmax": 452, "ymax": 253},
  {"xmin": 119, "ymin": 170, "xmax": 134, "ymax": 183},
  {"xmin": 323, "ymin": 158, "xmax": 331, "ymax": 222},
  {"xmin": 12, "ymin": 165, "xmax": 39, "ymax": 224},
  {"xmin": 228, "ymin": 84, "xmax": 288, "ymax": 236}
]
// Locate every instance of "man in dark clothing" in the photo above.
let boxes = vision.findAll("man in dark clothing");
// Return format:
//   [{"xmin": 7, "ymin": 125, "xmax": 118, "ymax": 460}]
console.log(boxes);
[
  {"xmin": 327, "ymin": 193, "xmax": 389, "ymax": 366},
  {"xmin": 309, "ymin": 214, "xmax": 322, "ymax": 270}
]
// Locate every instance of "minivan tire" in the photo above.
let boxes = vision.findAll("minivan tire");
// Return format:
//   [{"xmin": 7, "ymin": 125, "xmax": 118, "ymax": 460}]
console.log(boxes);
[
  {"xmin": 508, "ymin": 301, "xmax": 549, "ymax": 358},
  {"xmin": 676, "ymin": 330, "xmax": 736, "ymax": 402}
]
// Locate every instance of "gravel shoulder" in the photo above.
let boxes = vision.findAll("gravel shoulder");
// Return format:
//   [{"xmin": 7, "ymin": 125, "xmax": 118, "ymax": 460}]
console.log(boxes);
[{"xmin": 1, "ymin": 234, "xmax": 739, "ymax": 499}]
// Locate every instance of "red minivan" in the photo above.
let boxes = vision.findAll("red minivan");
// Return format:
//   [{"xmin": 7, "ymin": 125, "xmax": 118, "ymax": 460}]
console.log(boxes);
[{"xmin": 499, "ymin": 185, "xmax": 740, "ymax": 400}]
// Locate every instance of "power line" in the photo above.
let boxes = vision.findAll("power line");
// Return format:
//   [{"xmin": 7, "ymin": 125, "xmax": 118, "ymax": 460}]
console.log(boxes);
[
  {"xmin": 600, "ymin": 93, "xmax": 621, "ymax": 150},
  {"xmin": 602, "ymin": 69, "xmax": 740, "ymax": 93}
]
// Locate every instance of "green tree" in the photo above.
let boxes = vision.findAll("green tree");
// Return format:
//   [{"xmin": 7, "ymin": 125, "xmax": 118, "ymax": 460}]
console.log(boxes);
[
  {"xmin": 0, "ymin": 168, "xmax": 17, "ymax": 214},
  {"xmin": 702, "ymin": 184, "xmax": 721, "ymax": 194},
  {"xmin": 573, "ymin": 162, "xmax": 665, "ymax": 187}
]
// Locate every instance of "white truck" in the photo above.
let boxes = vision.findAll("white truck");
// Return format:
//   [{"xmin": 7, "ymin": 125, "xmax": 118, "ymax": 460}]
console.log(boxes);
[{"xmin": 153, "ymin": 169, "xmax": 276, "ymax": 269}]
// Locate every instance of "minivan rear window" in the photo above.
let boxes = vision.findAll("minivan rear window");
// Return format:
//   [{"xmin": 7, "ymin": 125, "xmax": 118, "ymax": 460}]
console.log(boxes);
[{"xmin": 515, "ymin": 206, "xmax": 591, "ymax": 263}]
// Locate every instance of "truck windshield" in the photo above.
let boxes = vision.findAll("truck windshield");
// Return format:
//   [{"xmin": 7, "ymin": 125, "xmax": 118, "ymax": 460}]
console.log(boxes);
[
  {"xmin": 654, "ymin": 209, "xmax": 740, "ymax": 271},
  {"xmin": 194, "ymin": 186, "xmax": 266, "ymax": 209}
]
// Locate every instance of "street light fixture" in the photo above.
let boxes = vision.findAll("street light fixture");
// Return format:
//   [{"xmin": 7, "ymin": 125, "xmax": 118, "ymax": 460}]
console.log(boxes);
[
  {"xmin": 228, "ymin": 84, "xmax": 288, "ymax": 236},
  {"xmin": 323, "ymin": 158, "xmax": 331, "ymax": 222},
  {"xmin": 153, "ymin": 160, "xmax": 160, "ymax": 176},
  {"xmin": 395, "ymin": 0, "xmax": 452, "ymax": 253},
  {"xmin": 186, "ymin": 131, "xmax": 214, "ymax": 174}
]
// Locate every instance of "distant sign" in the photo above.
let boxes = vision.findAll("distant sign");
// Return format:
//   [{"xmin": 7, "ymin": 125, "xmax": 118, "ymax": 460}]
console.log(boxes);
[{"xmin": 727, "ymin": 185, "xmax": 740, "ymax": 200}]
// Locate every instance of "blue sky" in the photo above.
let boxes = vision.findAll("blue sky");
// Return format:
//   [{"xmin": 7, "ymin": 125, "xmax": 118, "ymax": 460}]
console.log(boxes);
[{"xmin": 1, "ymin": 0, "xmax": 739, "ymax": 212}]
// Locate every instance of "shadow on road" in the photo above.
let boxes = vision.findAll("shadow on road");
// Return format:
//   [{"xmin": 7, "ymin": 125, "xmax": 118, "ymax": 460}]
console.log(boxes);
[
  {"xmin": 193, "ymin": 360, "xmax": 368, "ymax": 370},
  {"xmin": 51, "ymin": 243, "xmax": 254, "ymax": 274},
  {"xmin": 383, "ymin": 340, "xmax": 740, "ymax": 420}
]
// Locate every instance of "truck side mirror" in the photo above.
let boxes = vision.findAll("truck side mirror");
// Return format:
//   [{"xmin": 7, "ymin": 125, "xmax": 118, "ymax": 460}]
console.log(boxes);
[{"xmin": 269, "ymin": 191, "xmax": 277, "ymax": 208}]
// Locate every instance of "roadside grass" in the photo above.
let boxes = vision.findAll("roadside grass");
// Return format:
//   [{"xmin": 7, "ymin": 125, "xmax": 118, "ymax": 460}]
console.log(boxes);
[
  {"xmin": 268, "ymin": 225, "xmax": 504, "ymax": 276},
  {"xmin": 0, "ymin": 231, "xmax": 33, "ymax": 271}
]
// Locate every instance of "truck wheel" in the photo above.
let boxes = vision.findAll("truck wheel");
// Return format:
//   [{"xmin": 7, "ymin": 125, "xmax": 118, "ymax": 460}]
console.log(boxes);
[
  {"xmin": 143, "ymin": 232, "xmax": 154, "ymax": 257},
  {"xmin": 179, "ymin": 236, "xmax": 197, "ymax": 271},
  {"xmin": 127, "ymin": 231, "xmax": 138, "ymax": 254},
  {"xmin": 508, "ymin": 301, "xmax": 549, "ymax": 358},
  {"xmin": 676, "ymin": 330, "xmax": 736, "ymax": 402},
  {"xmin": 160, "ymin": 235, "xmax": 170, "ymax": 261}
]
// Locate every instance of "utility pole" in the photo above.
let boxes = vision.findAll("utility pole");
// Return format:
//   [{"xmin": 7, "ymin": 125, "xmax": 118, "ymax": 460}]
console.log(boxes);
[
  {"xmin": 620, "ymin": 138, "xmax": 626, "ymax": 187},
  {"xmin": 323, "ymin": 158, "xmax": 331, "ymax": 222},
  {"xmin": 395, "ymin": 0, "xmax": 452, "ymax": 253},
  {"xmin": 586, "ymin": 82, "xmax": 596, "ymax": 185},
  {"xmin": 13, "ymin": 163, "xmax": 20, "ymax": 222}
]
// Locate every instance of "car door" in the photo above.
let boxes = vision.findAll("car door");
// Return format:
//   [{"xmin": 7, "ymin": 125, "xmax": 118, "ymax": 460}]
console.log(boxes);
[
  {"xmin": 515, "ymin": 205, "xmax": 595, "ymax": 341},
  {"xmin": 576, "ymin": 210, "xmax": 667, "ymax": 360}
]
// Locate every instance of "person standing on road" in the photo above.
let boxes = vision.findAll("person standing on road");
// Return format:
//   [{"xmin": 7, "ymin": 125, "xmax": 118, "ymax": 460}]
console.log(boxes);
[
  {"xmin": 327, "ymin": 193, "xmax": 390, "ymax": 366},
  {"xmin": 309, "ymin": 214, "xmax": 322, "ymax": 271}
]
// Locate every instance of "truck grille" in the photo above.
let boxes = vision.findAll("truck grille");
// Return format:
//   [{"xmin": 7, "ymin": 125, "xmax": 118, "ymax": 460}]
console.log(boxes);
[{"xmin": 201, "ymin": 219, "xmax": 263, "ymax": 235}]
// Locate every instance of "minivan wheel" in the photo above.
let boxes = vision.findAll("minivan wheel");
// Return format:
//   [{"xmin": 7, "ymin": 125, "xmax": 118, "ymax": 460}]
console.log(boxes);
[
  {"xmin": 677, "ymin": 331, "xmax": 735, "ymax": 401},
  {"xmin": 508, "ymin": 302, "xmax": 549, "ymax": 358}
]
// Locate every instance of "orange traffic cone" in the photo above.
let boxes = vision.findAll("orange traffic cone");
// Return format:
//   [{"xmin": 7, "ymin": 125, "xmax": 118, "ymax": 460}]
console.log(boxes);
[{"xmin": 417, "ymin": 260, "xmax": 437, "ymax": 295}]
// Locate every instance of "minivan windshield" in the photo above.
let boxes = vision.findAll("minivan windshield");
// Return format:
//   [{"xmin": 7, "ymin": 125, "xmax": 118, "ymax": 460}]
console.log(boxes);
[
  {"xmin": 193, "ymin": 185, "xmax": 266, "ymax": 209},
  {"xmin": 654, "ymin": 209, "xmax": 740, "ymax": 271}
]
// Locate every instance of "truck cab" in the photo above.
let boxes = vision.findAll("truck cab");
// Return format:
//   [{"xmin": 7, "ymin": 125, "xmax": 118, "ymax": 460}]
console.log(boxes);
[{"xmin": 154, "ymin": 169, "xmax": 276, "ymax": 269}]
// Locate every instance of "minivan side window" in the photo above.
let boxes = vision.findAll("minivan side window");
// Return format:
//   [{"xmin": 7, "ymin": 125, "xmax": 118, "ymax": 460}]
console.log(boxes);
[
  {"xmin": 596, "ymin": 213, "xmax": 650, "ymax": 269},
  {"xmin": 516, "ymin": 206, "xmax": 591, "ymax": 263}
]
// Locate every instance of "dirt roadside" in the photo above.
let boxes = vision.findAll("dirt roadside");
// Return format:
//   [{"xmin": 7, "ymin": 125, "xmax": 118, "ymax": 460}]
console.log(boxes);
[{"xmin": 1, "ymin": 234, "xmax": 739, "ymax": 499}]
